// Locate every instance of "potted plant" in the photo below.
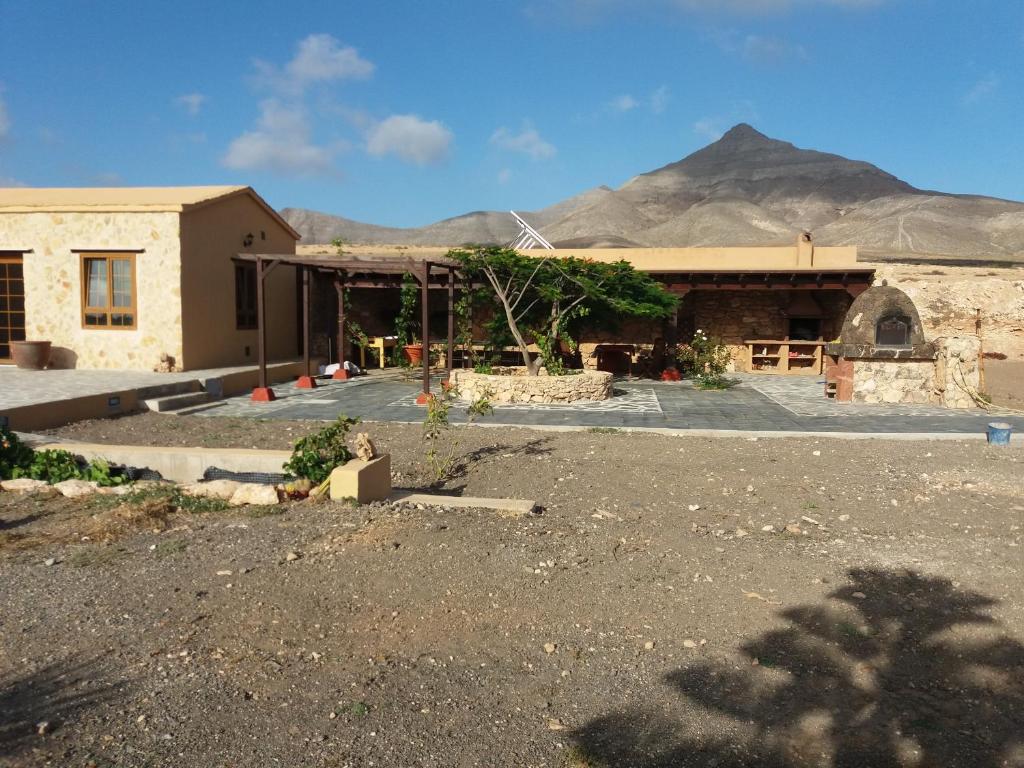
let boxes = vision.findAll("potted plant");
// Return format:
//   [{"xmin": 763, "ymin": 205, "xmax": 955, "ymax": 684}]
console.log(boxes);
[
  {"xmin": 11, "ymin": 340, "xmax": 52, "ymax": 370},
  {"xmin": 394, "ymin": 273, "xmax": 422, "ymax": 367},
  {"xmin": 403, "ymin": 336, "xmax": 424, "ymax": 366}
]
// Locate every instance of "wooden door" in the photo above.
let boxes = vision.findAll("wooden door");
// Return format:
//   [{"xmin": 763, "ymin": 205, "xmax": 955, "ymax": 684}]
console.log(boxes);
[{"xmin": 0, "ymin": 253, "xmax": 26, "ymax": 362}]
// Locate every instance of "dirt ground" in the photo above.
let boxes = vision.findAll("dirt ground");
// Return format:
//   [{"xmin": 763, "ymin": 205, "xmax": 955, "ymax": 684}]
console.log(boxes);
[{"xmin": 2, "ymin": 416, "xmax": 1023, "ymax": 767}]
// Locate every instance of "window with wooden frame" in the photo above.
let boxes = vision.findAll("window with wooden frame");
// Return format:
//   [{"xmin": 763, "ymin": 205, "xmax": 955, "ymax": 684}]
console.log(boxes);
[
  {"xmin": 234, "ymin": 262, "xmax": 258, "ymax": 329},
  {"xmin": 80, "ymin": 253, "xmax": 137, "ymax": 329}
]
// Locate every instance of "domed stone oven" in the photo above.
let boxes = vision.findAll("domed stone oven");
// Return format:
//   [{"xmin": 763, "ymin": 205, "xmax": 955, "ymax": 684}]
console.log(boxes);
[{"xmin": 825, "ymin": 286, "xmax": 980, "ymax": 408}]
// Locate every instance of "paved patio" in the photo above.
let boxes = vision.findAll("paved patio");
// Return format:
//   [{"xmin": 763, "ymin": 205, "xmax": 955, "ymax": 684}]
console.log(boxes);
[
  {"xmin": 0, "ymin": 361, "xmax": 303, "ymax": 411},
  {"xmin": 187, "ymin": 373, "xmax": 1024, "ymax": 436}
]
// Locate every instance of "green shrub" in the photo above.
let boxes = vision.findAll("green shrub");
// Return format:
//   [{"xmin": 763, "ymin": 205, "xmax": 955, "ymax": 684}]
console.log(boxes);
[
  {"xmin": 674, "ymin": 330, "xmax": 733, "ymax": 389},
  {"xmin": 16, "ymin": 449, "xmax": 82, "ymax": 483},
  {"xmin": 0, "ymin": 427, "xmax": 34, "ymax": 480},
  {"xmin": 283, "ymin": 415, "xmax": 358, "ymax": 484}
]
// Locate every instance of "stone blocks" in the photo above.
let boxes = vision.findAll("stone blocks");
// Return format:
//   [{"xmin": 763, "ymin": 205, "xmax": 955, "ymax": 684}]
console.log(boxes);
[
  {"xmin": 449, "ymin": 368, "xmax": 613, "ymax": 404},
  {"xmin": 330, "ymin": 454, "xmax": 392, "ymax": 504}
]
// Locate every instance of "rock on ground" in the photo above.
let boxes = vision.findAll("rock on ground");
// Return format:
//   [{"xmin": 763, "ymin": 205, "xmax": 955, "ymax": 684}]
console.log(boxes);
[{"xmin": 229, "ymin": 483, "xmax": 280, "ymax": 507}]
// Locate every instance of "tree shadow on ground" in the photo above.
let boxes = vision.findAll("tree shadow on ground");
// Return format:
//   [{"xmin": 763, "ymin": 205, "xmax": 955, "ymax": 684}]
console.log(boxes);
[
  {"xmin": 572, "ymin": 568, "xmax": 1024, "ymax": 767},
  {"xmin": 0, "ymin": 657, "xmax": 120, "ymax": 760}
]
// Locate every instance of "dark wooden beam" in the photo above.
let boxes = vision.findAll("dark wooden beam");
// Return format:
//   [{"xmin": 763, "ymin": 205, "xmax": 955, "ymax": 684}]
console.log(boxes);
[
  {"xmin": 446, "ymin": 266, "xmax": 455, "ymax": 379},
  {"xmin": 419, "ymin": 262, "xmax": 431, "ymax": 400}
]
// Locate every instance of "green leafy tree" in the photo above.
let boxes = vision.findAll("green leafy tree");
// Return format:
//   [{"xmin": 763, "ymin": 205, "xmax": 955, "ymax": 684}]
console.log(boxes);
[{"xmin": 450, "ymin": 247, "xmax": 676, "ymax": 375}]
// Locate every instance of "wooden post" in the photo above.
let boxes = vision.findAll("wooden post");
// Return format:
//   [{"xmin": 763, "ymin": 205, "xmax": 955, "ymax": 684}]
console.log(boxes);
[
  {"xmin": 251, "ymin": 257, "xmax": 276, "ymax": 401},
  {"xmin": 296, "ymin": 266, "xmax": 316, "ymax": 388},
  {"xmin": 416, "ymin": 262, "xmax": 432, "ymax": 404},
  {"xmin": 446, "ymin": 267, "xmax": 455, "ymax": 381},
  {"xmin": 333, "ymin": 273, "xmax": 350, "ymax": 380}
]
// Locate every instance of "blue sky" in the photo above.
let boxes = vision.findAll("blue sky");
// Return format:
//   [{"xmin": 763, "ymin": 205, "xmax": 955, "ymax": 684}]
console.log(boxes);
[{"xmin": 0, "ymin": 0, "xmax": 1021, "ymax": 226}]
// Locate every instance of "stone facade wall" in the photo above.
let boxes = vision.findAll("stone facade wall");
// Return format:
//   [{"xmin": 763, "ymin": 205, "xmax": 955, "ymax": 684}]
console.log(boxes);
[
  {"xmin": 687, "ymin": 290, "xmax": 851, "ymax": 371},
  {"xmin": 847, "ymin": 335, "xmax": 981, "ymax": 409},
  {"xmin": 449, "ymin": 367, "xmax": 613, "ymax": 404},
  {"xmin": 851, "ymin": 359, "xmax": 936, "ymax": 404},
  {"xmin": 934, "ymin": 335, "xmax": 982, "ymax": 409},
  {"xmin": 3, "ymin": 211, "xmax": 183, "ymax": 370}
]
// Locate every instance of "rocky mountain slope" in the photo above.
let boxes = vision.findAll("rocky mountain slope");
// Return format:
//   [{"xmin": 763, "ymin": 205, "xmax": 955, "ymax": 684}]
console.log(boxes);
[
  {"xmin": 283, "ymin": 125, "xmax": 1024, "ymax": 261},
  {"xmin": 281, "ymin": 186, "xmax": 613, "ymax": 247}
]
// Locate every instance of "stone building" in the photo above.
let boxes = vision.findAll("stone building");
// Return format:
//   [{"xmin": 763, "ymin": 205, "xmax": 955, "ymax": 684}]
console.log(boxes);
[
  {"xmin": 0, "ymin": 186, "xmax": 299, "ymax": 370},
  {"xmin": 298, "ymin": 234, "xmax": 874, "ymax": 376}
]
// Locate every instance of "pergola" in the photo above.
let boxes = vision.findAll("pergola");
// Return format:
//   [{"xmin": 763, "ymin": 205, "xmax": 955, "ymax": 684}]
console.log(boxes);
[{"xmin": 236, "ymin": 253, "xmax": 464, "ymax": 403}]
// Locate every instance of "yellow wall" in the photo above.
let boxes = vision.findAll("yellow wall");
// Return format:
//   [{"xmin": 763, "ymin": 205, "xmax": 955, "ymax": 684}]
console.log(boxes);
[
  {"xmin": 2, "ymin": 210, "xmax": 184, "ymax": 369},
  {"xmin": 521, "ymin": 245, "xmax": 859, "ymax": 271},
  {"xmin": 178, "ymin": 194, "xmax": 298, "ymax": 369}
]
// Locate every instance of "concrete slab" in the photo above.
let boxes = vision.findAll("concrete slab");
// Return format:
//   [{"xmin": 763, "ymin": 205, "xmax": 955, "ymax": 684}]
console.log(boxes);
[
  {"xmin": 23, "ymin": 439, "xmax": 291, "ymax": 483},
  {"xmin": 390, "ymin": 491, "xmax": 537, "ymax": 516}
]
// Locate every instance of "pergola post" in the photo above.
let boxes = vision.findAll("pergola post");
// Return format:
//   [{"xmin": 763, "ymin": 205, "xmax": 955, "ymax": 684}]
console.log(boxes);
[
  {"xmin": 446, "ymin": 267, "xmax": 455, "ymax": 381},
  {"xmin": 333, "ymin": 272, "xmax": 350, "ymax": 381},
  {"xmin": 415, "ymin": 262, "xmax": 432, "ymax": 404},
  {"xmin": 251, "ymin": 257, "xmax": 276, "ymax": 401},
  {"xmin": 296, "ymin": 265, "xmax": 316, "ymax": 388}
]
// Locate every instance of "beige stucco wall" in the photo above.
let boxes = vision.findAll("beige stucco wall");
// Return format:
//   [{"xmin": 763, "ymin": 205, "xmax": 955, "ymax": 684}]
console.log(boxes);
[
  {"xmin": 521, "ymin": 245, "xmax": 860, "ymax": 271},
  {"xmin": 1, "ymin": 211, "xmax": 183, "ymax": 369},
  {"xmin": 178, "ymin": 195, "xmax": 298, "ymax": 370}
]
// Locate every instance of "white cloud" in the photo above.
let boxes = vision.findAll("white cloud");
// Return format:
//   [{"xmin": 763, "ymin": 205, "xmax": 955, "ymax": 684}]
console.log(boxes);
[
  {"xmin": 557, "ymin": 0, "xmax": 884, "ymax": 18},
  {"xmin": 497, "ymin": 168, "xmax": 512, "ymax": 184},
  {"xmin": 0, "ymin": 174, "xmax": 26, "ymax": 187},
  {"xmin": 286, "ymin": 33, "xmax": 374, "ymax": 86},
  {"xmin": 963, "ymin": 73, "xmax": 999, "ymax": 104},
  {"xmin": 175, "ymin": 93, "xmax": 205, "ymax": 116},
  {"xmin": 222, "ymin": 99, "xmax": 341, "ymax": 175},
  {"xmin": 610, "ymin": 94, "xmax": 639, "ymax": 112},
  {"xmin": 0, "ymin": 93, "xmax": 9, "ymax": 139},
  {"xmin": 742, "ymin": 34, "xmax": 807, "ymax": 63},
  {"xmin": 693, "ymin": 118, "xmax": 724, "ymax": 141},
  {"xmin": 490, "ymin": 124, "xmax": 557, "ymax": 160},
  {"xmin": 256, "ymin": 34, "xmax": 375, "ymax": 95},
  {"xmin": 650, "ymin": 85, "xmax": 670, "ymax": 114},
  {"xmin": 366, "ymin": 114, "xmax": 453, "ymax": 166}
]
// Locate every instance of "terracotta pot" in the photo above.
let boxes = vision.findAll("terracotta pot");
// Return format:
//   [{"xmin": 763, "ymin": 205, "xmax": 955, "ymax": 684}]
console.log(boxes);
[
  {"xmin": 403, "ymin": 344, "xmax": 424, "ymax": 365},
  {"xmin": 12, "ymin": 340, "xmax": 52, "ymax": 370}
]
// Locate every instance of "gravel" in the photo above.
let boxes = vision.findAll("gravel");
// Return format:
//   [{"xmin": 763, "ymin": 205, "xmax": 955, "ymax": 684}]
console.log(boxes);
[{"xmin": 2, "ymin": 416, "xmax": 1022, "ymax": 766}]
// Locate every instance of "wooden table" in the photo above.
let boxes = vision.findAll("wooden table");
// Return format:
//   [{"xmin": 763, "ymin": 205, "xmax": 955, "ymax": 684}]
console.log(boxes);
[{"xmin": 360, "ymin": 336, "xmax": 398, "ymax": 369}]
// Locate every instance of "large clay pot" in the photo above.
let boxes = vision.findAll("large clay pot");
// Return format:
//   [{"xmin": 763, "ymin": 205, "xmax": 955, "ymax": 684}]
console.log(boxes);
[
  {"xmin": 403, "ymin": 344, "xmax": 424, "ymax": 366},
  {"xmin": 12, "ymin": 340, "xmax": 52, "ymax": 370}
]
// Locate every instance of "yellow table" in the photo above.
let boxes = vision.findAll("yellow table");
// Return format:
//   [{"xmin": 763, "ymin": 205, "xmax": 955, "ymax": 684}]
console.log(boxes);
[{"xmin": 360, "ymin": 336, "xmax": 398, "ymax": 369}]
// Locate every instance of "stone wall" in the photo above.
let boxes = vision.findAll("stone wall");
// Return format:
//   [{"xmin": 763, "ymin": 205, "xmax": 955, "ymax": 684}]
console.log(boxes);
[
  {"xmin": 848, "ymin": 335, "xmax": 981, "ymax": 408},
  {"xmin": 449, "ymin": 367, "xmax": 613, "ymax": 404},
  {"xmin": 4, "ymin": 211, "xmax": 184, "ymax": 370},
  {"xmin": 934, "ymin": 336, "xmax": 982, "ymax": 409},
  {"xmin": 687, "ymin": 290, "xmax": 851, "ymax": 371},
  {"xmin": 851, "ymin": 359, "xmax": 935, "ymax": 404}
]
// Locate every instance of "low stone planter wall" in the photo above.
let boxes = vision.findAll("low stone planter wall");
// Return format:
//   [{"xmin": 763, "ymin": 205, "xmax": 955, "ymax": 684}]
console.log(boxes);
[{"xmin": 449, "ymin": 367, "xmax": 614, "ymax": 404}]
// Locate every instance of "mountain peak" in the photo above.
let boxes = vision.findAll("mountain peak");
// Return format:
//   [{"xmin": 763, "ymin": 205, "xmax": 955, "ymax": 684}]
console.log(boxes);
[{"xmin": 716, "ymin": 123, "xmax": 773, "ymax": 146}]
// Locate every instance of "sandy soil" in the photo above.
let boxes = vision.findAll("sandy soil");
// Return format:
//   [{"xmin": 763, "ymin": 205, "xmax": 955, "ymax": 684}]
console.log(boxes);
[{"xmin": 2, "ymin": 419, "xmax": 1023, "ymax": 767}]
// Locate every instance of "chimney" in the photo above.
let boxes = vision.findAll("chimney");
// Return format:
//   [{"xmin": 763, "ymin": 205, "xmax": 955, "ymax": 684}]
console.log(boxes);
[{"xmin": 797, "ymin": 231, "xmax": 814, "ymax": 267}]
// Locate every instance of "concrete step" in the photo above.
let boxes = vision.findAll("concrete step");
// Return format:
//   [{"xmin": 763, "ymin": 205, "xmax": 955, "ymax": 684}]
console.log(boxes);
[
  {"xmin": 174, "ymin": 401, "xmax": 228, "ymax": 416},
  {"xmin": 135, "ymin": 379, "xmax": 202, "ymax": 400},
  {"xmin": 143, "ymin": 391, "xmax": 212, "ymax": 413}
]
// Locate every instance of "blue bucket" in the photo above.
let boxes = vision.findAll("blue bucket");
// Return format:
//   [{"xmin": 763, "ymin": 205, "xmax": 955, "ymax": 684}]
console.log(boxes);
[{"xmin": 986, "ymin": 422, "xmax": 1013, "ymax": 446}]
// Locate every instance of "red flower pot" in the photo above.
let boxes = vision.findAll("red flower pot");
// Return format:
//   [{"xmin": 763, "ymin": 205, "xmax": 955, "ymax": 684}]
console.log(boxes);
[
  {"xmin": 403, "ymin": 344, "xmax": 424, "ymax": 365},
  {"xmin": 660, "ymin": 367, "xmax": 681, "ymax": 382}
]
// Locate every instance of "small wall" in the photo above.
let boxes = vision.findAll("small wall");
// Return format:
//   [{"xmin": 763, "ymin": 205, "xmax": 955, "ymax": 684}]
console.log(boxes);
[
  {"xmin": 449, "ymin": 368, "xmax": 613, "ymax": 404},
  {"xmin": 851, "ymin": 359, "xmax": 936, "ymax": 404},
  {"xmin": 844, "ymin": 336, "xmax": 982, "ymax": 409},
  {"xmin": 934, "ymin": 336, "xmax": 981, "ymax": 409}
]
